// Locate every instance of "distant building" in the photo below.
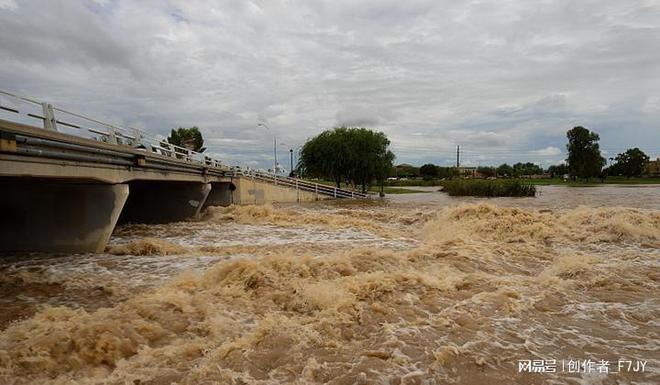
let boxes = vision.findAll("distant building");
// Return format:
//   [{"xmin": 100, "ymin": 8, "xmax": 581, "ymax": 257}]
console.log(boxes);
[
  {"xmin": 459, "ymin": 166, "xmax": 477, "ymax": 177},
  {"xmin": 647, "ymin": 157, "xmax": 660, "ymax": 177}
]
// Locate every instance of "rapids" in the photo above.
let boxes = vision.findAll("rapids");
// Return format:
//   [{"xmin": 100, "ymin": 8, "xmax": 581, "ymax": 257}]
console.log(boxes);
[{"xmin": 0, "ymin": 185, "xmax": 658, "ymax": 384}]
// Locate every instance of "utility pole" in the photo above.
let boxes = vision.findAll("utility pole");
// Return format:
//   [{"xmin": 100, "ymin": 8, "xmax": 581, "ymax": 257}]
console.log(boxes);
[{"xmin": 456, "ymin": 145, "xmax": 460, "ymax": 168}]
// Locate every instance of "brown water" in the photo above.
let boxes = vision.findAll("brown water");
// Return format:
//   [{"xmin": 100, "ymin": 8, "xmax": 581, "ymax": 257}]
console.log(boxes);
[{"xmin": 0, "ymin": 185, "xmax": 658, "ymax": 384}]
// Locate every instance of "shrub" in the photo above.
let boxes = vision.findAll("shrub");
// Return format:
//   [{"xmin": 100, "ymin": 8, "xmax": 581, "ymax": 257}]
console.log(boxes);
[{"xmin": 440, "ymin": 179, "xmax": 536, "ymax": 197}]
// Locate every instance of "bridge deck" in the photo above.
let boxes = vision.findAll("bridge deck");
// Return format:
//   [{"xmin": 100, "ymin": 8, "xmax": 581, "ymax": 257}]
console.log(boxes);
[{"xmin": 0, "ymin": 119, "xmax": 229, "ymax": 184}]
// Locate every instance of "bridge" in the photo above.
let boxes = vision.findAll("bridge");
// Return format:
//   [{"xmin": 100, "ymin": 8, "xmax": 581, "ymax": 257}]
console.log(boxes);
[{"xmin": 0, "ymin": 90, "xmax": 367, "ymax": 253}]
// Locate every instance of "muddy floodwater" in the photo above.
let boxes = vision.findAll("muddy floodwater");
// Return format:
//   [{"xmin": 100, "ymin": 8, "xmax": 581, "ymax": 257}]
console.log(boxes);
[{"xmin": 1, "ymin": 185, "xmax": 659, "ymax": 384}]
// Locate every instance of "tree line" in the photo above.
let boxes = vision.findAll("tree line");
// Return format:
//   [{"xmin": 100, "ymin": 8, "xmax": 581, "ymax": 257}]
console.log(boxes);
[
  {"xmin": 411, "ymin": 126, "xmax": 652, "ymax": 181},
  {"xmin": 165, "ymin": 125, "xmax": 652, "ymax": 186},
  {"xmin": 560, "ymin": 126, "xmax": 649, "ymax": 180}
]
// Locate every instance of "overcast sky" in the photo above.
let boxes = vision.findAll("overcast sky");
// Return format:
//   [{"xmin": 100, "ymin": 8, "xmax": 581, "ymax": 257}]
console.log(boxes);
[{"xmin": 1, "ymin": 0, "xmax": 658, "ymax": 169}]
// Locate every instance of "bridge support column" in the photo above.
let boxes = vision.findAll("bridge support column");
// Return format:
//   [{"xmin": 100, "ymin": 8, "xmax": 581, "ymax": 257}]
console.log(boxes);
[
  {"xmin": 0, "ymin": 180, "xmax": 129, "ymax": 253},
  {"xmin": 202, "ymin": 181, "xmax": 235, "ymax": 209},
  {"xmin": 118, "ymin": 181, "xmax": 211, "ymax": 224}
]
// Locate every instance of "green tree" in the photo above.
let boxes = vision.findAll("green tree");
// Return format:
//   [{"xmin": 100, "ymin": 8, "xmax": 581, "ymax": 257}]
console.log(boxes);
[
  {"xmin": 547, "ymin": 163, "xmax": 568, "ymax": 178},
  {"xmin": 512, "ymin": 162, "xmax": 542, "ymax": 177},
  {"xmin": 419, "ymin": 163, "xmax": 439, "ymax": 178},
  {"xmin": 497, "ymin": 163, "xmax": 513, "ymax": 177},
  {"xmin": 614, "ymin": 148, "xmax": 649, "ymax": 178},
  {"xmin": 476, "ymin": 166, "xmax": 496, "ymax": 177},
  {"xmin": 566, "ymin": 126, "xmax": 605, "ymax": 180},
  {"xmin": 607, "ymin": 161, "xmax": 624, "ymax": 176},
  {"xmin": 394, "ymin": 164, "xmax": 419, "ymax": 178},
  {"xmin": 437, "ymin": 167, "xmax": 458, "ymax": 179},
  {"xmin": 298, "ymin": 127, "xmax": 395, "ymax": 192},
  {"xmin": 167, "ymin": 126, "xmax": 206, "ymax": 153}
]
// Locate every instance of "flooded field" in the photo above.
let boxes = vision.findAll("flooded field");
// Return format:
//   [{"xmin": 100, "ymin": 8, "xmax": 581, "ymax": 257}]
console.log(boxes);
[{"xmin": 0, "ymin": 185, "xmax": 658, "ymax": 384}]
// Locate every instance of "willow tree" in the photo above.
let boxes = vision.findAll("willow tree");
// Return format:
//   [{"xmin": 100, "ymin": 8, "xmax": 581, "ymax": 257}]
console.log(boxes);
[{"xmin": 298, "ymin": 127, "xmax": 395, "ymax": 192}]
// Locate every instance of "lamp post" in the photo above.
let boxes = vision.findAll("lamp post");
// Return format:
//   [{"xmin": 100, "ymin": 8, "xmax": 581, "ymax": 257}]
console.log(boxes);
[
  {"xmin": 289, "ymin": 148, "xmax": 294, "ymax": 177},
  {"xmin": 257, "ymin": 122, "xmax": 277, "ymax": 172}
]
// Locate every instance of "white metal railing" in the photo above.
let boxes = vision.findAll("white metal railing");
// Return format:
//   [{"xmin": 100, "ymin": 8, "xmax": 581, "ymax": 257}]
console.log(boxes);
[
  {"xmin": 0, "ymin": 89, "xmax": 223, "ymax": 169},
  {"xmin": 235, "ymin": 168, "xmax": 369, "ymax": 198},
  {"xmin": 0, "ymin": 88, "xmax": 368, "ymax": 199}
]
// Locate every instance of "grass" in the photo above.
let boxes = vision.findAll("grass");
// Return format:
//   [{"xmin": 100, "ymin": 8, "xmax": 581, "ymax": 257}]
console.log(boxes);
[
  {"xmin": 441, "ymin": 179, "xmax": 536, "ymax": 197},
  {"xmin": 383, "ymin": 179, "xmax": 442, "ymax": 187},
  {"xmin": 369, "ymin": 186, "xmax": 429, "ymax": 194}
]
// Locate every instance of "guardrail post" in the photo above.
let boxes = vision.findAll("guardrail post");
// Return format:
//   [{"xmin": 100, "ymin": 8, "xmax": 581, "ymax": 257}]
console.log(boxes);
[
  {"xmin": 334, "ymin": 187, "xmax": 337, "ymax": 198},
  {"xmin": 133, "ymin": 129, "xmax": 142, "ymax": 147},
  {"xmin": 295, "ymin": 179, "xmax": 299, "ymax": 202},
  {"xmin": 315, "ymin": 184, "xmax": 318, "ymax": 200},
  {"xmin": 107, "ymin": 127, "xmax": 118, "ymax": 145},
  {"xmin": 351, "ymin": 191, "xmax": 354, "ymax": 198},
  {"xmin": 41, "ymin": 103, "xmax": 58, "ymax": 131},
  {"xmin": 274, "ymin": 175, "xmax": 278, "ymax": 185}
]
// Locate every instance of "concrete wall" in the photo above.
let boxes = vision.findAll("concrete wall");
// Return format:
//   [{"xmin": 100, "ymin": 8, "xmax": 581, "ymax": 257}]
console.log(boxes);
[
  {"xmin": 0, "ymin": 179, "xmax": 128, "ymax": 253},
  {"xmin": 231, "ymin": 176, "xmax": 327, "ymax": 204}
]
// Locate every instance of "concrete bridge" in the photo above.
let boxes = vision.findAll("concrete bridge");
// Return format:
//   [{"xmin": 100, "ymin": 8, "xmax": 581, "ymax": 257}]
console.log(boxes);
[{"xmin": 0, "ymin": 90, "xmax": 367, "ymax": 253}]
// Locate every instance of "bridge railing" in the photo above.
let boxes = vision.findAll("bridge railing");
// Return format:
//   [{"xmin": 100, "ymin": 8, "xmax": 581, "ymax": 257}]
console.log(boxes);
[
  {"xmin": 0, "ymin": 88, "xmax": 369, "ymax": 199},
  {"xmin": 233, "ymin": 168, "xmax": 369, "ymax": 199},
  {"xmin": 0, "ymin": 89, "xmax": 225, "ymax": 170}
]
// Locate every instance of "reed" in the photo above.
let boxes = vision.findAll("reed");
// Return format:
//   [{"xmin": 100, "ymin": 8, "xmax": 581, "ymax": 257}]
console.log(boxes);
[{"xmin": 441, "ymin": 179, "xmax": 536, "ymax": 197}]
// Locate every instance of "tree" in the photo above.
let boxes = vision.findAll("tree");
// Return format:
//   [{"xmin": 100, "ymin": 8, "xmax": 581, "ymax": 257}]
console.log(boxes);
[
  {"xmin": 614, "ymin": 148, "xmax": 649, "ymax": 178},
  {"xmin": 566, "ymin": 126, "xmax": 605, "ymax": 181},
  {"xmin": 512, "ymin": 162, "xmax": 542, "ymax": 177},
  {"xmin": 167, "ymin": 127, "xmax": 206, "ymax": 153},
  {"xmin": 420, "ymin": 163, "xmax": 439, "ymax": 178},
  {"xmin": 437, "ymin": 167, "xmax": 458, "ymax": 179},
  {"xmin": 497, "ymin": 163, "xmax": 513, "ymax": 177},
  {"xmin": 607, "ymin": 161, "xmax": 624, "ymax": 176},
  {"xmin": 547, "ymin": 164, "xmax": 568, "ymax": 178},
  {"xmin": 476, "ymin": 166, "xmax": 496, "ymax": 178},
  {"xmin": 394, "ymin": 164, "xmax": 419, "ymax": 178},
  {"xmin": 298, "ymin": 127, "xmax": 395, "ymax": 192}
]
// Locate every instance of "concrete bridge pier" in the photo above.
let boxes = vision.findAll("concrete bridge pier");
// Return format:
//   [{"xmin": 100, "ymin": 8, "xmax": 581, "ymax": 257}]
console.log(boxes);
[
  {"xmin": 202, "ymin": 181, "xmax": 235, "ymax": 208},
  {"xmin": 0, "ymin": 179, "xmax": 129, "ymax": 253},
  {"xmin": 118, "ymin": 181, "xmax": 211, "ymax": 224}
]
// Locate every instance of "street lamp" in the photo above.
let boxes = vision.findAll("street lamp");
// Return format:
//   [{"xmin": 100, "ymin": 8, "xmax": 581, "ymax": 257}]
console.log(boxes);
[
  {"xmin": 289, "ymin": 148, "xmax": 294, "ymax": 177},
  {"xmin": 257, "ymin": 122, "xmax": 277, "ymax": 173}
]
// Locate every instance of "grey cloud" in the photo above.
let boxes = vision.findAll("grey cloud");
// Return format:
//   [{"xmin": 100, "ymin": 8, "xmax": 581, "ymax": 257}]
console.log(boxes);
[{"xmin": 0, "ymin": 0, "xmax": 658, "ymax": 168}]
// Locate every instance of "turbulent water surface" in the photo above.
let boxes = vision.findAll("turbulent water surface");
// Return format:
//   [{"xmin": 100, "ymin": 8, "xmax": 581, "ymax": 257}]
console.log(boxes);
[{"xmin": 1, "ymin": 185, "xmax": 658, "ymax": 385}]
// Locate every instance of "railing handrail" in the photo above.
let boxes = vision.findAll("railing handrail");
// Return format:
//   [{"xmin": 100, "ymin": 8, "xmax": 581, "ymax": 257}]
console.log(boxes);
[
  {"xmin": 0, "ymin": 88, "xmax": 368, "ymax": 199},
  {"xmin": 235, "ymin": 169, "xmax": 369, "ymax": 198},
  {"xmin": 0, "ymin": 89, "xmax": 218, "ymax": 168}
]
